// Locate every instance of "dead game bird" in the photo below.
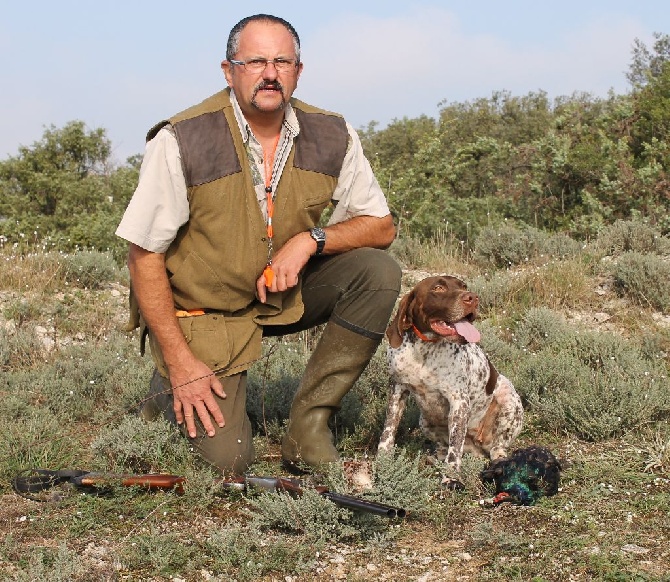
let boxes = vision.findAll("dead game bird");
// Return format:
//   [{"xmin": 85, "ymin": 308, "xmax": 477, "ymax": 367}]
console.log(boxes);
[{"xmin": 480, "ymin": 445, "xmax": 561, "ymax": 506}]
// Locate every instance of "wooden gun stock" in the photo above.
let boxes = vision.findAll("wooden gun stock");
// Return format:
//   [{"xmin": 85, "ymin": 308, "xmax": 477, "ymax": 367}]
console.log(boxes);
[{"xmin": 74, "ymin": 473, "xmax": 186, "ymax": 495}]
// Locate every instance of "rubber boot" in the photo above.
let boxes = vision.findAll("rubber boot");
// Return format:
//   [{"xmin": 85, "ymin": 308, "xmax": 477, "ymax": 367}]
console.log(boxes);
[{"xmin": 281, "ymin": 322, "xmax": 381, "ymax": 470}]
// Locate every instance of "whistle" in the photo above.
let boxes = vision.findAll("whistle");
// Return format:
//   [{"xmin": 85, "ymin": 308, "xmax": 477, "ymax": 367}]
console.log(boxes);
[{"xmin": 263, "ymin": 265, "xmax": 274, "ymax": 287}]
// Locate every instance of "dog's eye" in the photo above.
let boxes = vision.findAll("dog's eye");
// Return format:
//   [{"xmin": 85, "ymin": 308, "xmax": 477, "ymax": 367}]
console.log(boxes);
[{"xmin": 432, "ymin": 285, "xmax": 446, "ymax": 292}]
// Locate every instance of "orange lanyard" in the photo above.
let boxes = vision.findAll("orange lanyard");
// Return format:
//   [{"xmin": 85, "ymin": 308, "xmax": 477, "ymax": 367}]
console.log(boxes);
[{"xmin": 262, "ymin": 133, "xmax": 281, "ymax": 287}]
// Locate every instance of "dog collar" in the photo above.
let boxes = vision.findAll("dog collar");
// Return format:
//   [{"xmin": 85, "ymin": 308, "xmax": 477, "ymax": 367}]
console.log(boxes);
[{"xmin": 412, "ymin": 325, "xmax": 440, "ymax": 343}]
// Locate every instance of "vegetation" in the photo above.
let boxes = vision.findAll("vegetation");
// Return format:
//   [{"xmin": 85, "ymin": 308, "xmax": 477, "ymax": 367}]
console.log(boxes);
[
  {"xmin": 1, "ymin": 219, "xmax": 669, "ymax": 580},
  {"xmin": 0, "ymin": 33, "xmax": 668, "ymax": 582}
]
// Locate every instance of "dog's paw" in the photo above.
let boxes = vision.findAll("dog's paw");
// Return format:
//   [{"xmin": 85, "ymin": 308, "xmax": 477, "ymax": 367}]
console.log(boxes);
[{"xmin": 440, "ymin": 476, "xmax": 465, "ymax": 491}]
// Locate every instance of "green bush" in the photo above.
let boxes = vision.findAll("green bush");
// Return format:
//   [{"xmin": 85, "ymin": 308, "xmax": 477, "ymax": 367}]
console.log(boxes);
[
  {"xmin": 610, "ymin": 251, "xmax": 670, "ymax": 312},
  {"xmin": 514, "ymin": 307, "xmax": 573, "ymax": 352},
  {"xmin": 525, "ymin": 330, "xmax": 670, "ymax": 440},
  {"xmin": 61, "ymin": 250, "xmax": 120, "ymax": 289},
  {"xmin": 91, "ymin": 416, "xmax": 191, "ymax": 474},
  {"xmin": 531, "ymin": 367, "xmax": 670, "ymax": 441},
  {"xmin": 206, "ymin": 523, "xmax": 316, "ymax": 580},
  {"xmin": 593, "ymin": 219, "xmax": 670, "ymax": 256},
  {"xmin": 473, "ymin": 224, "xmax": 581, "ymax": 268}
]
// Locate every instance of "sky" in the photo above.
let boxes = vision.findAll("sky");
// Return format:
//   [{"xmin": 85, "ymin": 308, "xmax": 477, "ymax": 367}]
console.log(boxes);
[{"xmin": 0, "ymin": 1, "xmax": 666, "ymax": 164}]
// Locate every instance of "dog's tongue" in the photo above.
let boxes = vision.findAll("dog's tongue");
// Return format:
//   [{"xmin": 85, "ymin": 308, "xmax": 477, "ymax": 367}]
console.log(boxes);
[{"xmin": 454, "ymin": 319, "xmax": 481, "ymax": 343}]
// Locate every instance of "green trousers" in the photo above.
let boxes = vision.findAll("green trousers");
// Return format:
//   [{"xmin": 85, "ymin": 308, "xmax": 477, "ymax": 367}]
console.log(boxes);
[{"xmin": 140, "ymin": 247, "xmax": 401, "ymax": 473}]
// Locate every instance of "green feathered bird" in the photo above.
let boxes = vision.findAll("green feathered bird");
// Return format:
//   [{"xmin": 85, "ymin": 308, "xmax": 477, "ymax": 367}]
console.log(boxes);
[{"xmin": 480, "ymin": 446, "xmax": 561, "ymax": 506}]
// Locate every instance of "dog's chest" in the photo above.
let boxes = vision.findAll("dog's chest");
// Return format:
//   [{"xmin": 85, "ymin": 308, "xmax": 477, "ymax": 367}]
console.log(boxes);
[{"xmin": 388, "ymin": 339, "xmax": 492, "ymax": 408}]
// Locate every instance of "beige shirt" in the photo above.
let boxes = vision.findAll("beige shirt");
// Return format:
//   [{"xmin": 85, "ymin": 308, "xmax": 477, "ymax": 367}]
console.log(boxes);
[{"xmin": 116, "ymin": 91, "xmax": 390, "ymax": 253}]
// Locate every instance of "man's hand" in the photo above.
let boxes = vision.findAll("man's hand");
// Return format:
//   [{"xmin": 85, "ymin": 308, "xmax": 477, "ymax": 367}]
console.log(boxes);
[
  {"xmin": 170, "ymin": 358, "xmax": 227, "ymax": 438},
  {"xmin": 256, "ymin": 231, "xmax": 313, "ymax": 303},
  {"xmin": 255, "ymin": 215, "xmax": 395, "ymax": 302}
]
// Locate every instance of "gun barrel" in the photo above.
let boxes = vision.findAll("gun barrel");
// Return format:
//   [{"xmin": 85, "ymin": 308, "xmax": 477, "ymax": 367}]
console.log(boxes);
[
  {"xmin": 219, "ymin": 476, "xmax": 407, "ymax": 519},
  {"xmin": 321, "ymin": 491, "xmax": 406, "ymax": 519}
]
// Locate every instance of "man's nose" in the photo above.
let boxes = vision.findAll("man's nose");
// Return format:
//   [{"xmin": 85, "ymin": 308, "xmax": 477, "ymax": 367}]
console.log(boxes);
[{"xmin": 262, "ymin": 62, "xmax": 279, "ymax": 80}]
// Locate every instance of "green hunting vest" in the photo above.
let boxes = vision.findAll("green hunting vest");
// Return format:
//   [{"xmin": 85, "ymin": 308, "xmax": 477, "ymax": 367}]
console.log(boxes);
[{"xmin": 139, "ymin": 88, "xmax": 349, "ymax": 377}]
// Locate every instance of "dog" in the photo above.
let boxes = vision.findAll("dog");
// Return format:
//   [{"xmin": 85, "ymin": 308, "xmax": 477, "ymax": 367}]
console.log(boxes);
[{"xmin": 378, "ymin": 275, "xmax": 523, "ymax": 489}]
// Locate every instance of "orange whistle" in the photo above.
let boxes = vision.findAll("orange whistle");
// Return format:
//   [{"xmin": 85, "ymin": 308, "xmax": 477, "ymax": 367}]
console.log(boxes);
[{"xmin": 263, "ymin": 266, "xmax": 274, "ymax": 287}]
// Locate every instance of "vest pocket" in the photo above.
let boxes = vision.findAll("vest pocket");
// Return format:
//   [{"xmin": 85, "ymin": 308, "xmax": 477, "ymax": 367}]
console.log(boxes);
[{"xmin": 179, "ymin": 313, "xmax": 232, "ymax": 372}]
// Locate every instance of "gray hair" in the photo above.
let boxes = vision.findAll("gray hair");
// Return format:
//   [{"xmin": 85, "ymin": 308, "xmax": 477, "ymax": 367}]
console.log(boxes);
[{"xmin": 226, "ymin": 14, "xmax": 301, "ymax": 62}]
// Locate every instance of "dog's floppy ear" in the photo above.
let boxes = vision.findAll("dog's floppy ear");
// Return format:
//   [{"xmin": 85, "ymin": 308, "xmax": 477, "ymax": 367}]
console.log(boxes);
[{"xmin": 386, "ymin": 291, "xmax": 415, "ymax": 348}]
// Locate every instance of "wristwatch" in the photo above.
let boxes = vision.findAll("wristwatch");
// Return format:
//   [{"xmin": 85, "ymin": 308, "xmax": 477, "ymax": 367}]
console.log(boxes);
[{"xmin": 309, "ymin": 227, "xmax": 326, "ymax": 255}]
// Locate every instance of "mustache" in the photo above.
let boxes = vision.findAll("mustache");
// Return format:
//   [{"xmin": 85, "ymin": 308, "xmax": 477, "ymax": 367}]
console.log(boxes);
[{"xmin": 253, "ymin": 81, "xmax": 284, "ymax": 96}]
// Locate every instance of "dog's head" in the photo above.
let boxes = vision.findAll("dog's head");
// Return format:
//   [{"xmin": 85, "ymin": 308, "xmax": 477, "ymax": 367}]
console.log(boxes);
[{"xmin": 386, "ymin": 275, "xmax": 481, "ymax": 348}]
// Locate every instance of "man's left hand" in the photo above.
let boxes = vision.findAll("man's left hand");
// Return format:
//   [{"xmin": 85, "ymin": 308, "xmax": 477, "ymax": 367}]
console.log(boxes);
[{"xmin": 256, "ymin": 231, "xmax": 314, "ymax": 302}]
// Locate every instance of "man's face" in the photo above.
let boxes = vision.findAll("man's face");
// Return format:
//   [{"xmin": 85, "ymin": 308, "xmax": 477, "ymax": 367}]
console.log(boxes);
[{"xmin": 222, "ymin": 21, "xmax": 303, "ymax": 118}]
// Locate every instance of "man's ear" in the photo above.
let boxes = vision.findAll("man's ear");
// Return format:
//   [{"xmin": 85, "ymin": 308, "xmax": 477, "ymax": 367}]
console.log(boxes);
[{"xmin": 221, "ymin": 60, "xmax": 234, "ymax": 87}]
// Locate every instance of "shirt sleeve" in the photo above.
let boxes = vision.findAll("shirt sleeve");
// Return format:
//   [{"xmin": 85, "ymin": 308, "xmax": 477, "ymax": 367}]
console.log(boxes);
[
  {"xmin": 115, "ymin": 127, "xmax": 189, "ymax": 253},
  {"xmin": 327, "ymin": 122, "xmax": 391, "ymax": 225}
]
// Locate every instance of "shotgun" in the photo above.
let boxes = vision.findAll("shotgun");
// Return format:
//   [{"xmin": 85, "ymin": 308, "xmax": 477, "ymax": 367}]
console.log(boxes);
[{"xmin": 12, "ymin": 469, "xmax": 406, "ymax": 519}]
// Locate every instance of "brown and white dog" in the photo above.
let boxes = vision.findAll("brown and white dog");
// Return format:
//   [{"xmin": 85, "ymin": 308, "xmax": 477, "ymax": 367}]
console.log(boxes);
[{"xmin": 378, "ymin": 275, "xmax": 523, "ymax": 488}]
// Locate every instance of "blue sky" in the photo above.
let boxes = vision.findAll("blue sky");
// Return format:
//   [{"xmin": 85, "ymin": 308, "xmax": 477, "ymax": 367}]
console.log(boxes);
[{"xmin": 1, "ymin": 1, "xmax": 665, "ymax": 163}]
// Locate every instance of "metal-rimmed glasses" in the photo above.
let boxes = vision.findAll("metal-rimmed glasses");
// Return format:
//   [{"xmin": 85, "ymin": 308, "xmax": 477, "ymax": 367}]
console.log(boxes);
[{"xmin": 229, "ymin": 58, "xmax": 299, "ymax": 73}]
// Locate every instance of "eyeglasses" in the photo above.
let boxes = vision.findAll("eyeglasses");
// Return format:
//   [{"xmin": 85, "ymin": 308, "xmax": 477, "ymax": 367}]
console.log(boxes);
[{"xmin": 229, "ymin": 58, "xmax": 299, "ymax": 73}]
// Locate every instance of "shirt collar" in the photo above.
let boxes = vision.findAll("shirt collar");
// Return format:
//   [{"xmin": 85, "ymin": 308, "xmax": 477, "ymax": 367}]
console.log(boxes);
[{"xmin": 229, "ymin": 89, "xmax": 300, "ymax": 143}]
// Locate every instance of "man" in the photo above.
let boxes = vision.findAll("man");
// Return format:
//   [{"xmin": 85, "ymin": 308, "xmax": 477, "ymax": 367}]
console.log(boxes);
[{"xmin": 116, "ymin": 14, "xmax": 401, "ymax": 474}]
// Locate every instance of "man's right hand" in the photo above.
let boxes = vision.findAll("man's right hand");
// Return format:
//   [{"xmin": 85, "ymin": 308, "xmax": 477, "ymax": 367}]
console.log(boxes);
[{"xmin": 170, "ymin": 359, "xmax": 227, "ymax": 438}]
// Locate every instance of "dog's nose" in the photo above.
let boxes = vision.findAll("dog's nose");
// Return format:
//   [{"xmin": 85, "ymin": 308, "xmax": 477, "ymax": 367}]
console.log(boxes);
[{"xmin": 461, "ymin": 292, "xmax": 479, "ymax": 308}]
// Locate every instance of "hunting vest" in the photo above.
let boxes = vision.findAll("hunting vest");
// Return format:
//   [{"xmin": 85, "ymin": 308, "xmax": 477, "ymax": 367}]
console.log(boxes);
[{"xmin": 140, "ymin": 88, "xmax": 348, "ymax": 377}]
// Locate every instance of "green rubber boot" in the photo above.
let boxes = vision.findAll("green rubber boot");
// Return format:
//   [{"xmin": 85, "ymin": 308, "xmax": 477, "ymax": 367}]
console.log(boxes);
[{"xmin": 281, "ymin": 322, "xmax": 381, "ymax": 470}]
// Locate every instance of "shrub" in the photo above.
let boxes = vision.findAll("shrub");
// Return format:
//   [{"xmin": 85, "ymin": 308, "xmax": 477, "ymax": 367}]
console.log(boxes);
[
  {"xmin": 531, "ymin": 368, "xmax": 670, "ymax": 441},
  {"xmin": 526, "ymin": 330, "xmax": 670, "ymax": 440},
  {"xmin": 247, "ymin": 449, "xmax": 434, "ymax": 544},
  {"xmin": 90, "ymin": 416, "xmax": 192, "ymax": 474},
  {"xmin": 473, "ymin": 224, "xmax": 581, "ymax": 268},
  {"xmin": 61, "ymin": 250, "xmax": 120, "ymax": 289},
  {"xmin": 514, "ymin": 351, "xmax": 592, "ymax": 404},
  {"xmin": 246, "ymin": 340, "xmax": 307, "ymax": 436},
  {"xmin": 610, "ymin": 251, "xmax": 670, "ymax": 312},
  {"xmin": 514, "ymin": 307, "xmax": 573, "ymax": 352},
  {"xmin": 206, "ymin": 523, "xmax": 316, "ymax": 580},
  {"xmin": 592, "ymin": 219, "xmax": 670, "ymax": 256}
]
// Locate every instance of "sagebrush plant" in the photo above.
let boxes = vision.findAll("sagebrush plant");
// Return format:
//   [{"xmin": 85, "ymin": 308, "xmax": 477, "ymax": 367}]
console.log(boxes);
[
  {"xmin": 591, "ymin": 219, "xmax": 670, "ymax": 256},
  {"xmin": 91, "ymin": 416, "xmax": 192, "ymax": 474},
  {"xmin": 472, "ymin": 224, "xmax": 582, "ymax": 269},
  {"xmin": 0, "ymin": 542, "xmax": 91, "ymax": 582},
  {"xmin": 206, "ymin": 522, "xmax": 317, "ymax": 580},
  {"xmin": 610, "ymin": 250, "xmax": 670, "ymax": 312},
  {"xmin": 61, "ymin": 249, "xmax": 120, "ymax": 290},
  {"xmin": 248, "ymin": 448, "xmax": 434, "ymax": 544}
]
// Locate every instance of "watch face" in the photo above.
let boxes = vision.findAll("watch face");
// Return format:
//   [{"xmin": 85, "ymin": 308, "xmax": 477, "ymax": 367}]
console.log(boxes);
[{"xmin": 310, "ymin": 227, "xmax": 326, "ymax": 254}]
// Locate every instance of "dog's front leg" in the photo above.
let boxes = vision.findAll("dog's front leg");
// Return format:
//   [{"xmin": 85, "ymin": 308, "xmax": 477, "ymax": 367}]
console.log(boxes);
[
  {"xmin": 378, "ymin": 381, "xmax": 410, "ymax": 453},
  {"xmin": 441, "ymin": 398, "xmax": 470, "ymax": 490}
]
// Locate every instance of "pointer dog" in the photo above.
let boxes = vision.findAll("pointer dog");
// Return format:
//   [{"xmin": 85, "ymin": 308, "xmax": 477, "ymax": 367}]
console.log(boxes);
[{"xmin": 378, "ymin": 276, "xmax": 523, "ymax": 488}]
